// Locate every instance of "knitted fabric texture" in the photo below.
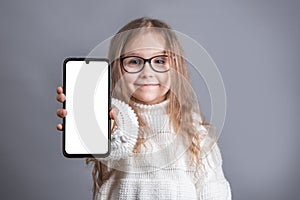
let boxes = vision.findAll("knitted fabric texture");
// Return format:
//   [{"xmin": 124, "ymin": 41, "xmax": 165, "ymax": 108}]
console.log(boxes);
[{"xmin": 97, "ymin": 100, "xmax": 231, "ymax": 200}]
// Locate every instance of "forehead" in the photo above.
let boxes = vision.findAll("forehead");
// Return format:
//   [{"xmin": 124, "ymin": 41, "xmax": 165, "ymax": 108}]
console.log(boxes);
[{"xmin": 123, "ymin": 31, "xmax": 166, "ymax": 55}]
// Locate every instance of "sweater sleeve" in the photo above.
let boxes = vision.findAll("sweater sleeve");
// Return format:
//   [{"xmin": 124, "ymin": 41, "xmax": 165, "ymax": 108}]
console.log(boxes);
[
  {"xmin": 195, "ymin": 139, "xmax": 232, "ymax": 200},
  {"xmin": 99, "ymin": 98, "xmax": 139, "ymax": 161}
]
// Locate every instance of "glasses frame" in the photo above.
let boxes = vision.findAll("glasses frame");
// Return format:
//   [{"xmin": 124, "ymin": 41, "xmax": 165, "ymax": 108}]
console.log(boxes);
[{"xmin": 120, "ymin": 54, "xmax": 170, "ymax": 74}]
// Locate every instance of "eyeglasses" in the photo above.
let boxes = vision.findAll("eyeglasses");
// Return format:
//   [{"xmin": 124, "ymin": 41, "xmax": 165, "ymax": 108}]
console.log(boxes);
[{"xmin": 120, "ymin": 55, "xmax": 170, "ymax": 73}]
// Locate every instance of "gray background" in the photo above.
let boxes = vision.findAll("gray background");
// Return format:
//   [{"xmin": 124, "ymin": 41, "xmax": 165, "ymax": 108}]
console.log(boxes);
[{"xmin": 0, "ymin": 0, "xmax": 299, "ymax": 199}]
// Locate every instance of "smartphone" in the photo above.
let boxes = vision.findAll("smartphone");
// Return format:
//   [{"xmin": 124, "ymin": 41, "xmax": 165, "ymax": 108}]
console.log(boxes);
[{"xmin": 63, "ymin": 58, "xmax": 110, "ymax": 158}]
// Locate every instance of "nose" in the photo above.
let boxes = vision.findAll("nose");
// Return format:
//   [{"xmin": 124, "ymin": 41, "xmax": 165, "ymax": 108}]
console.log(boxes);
[{"xmin": 139, "ymin": 61, "xmax": 154, "ymax": 77}]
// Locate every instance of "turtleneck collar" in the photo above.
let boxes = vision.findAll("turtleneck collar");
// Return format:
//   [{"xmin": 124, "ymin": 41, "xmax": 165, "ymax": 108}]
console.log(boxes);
[
  {"xmin": 132, "ymin": 99, "xmax": 170, "ymax": 133},
  {"xmin": 132, "ymin": 99, "xmax": 169, "ymax": 111}
]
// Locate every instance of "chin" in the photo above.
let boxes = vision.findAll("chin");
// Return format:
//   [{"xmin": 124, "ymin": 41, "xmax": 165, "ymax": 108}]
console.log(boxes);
[{"xmin": 132, "ymin": 95, "xmax": 164, "ymax": 105}]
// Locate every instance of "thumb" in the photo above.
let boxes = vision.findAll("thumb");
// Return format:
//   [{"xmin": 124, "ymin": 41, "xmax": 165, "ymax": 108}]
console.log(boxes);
[
  {"xmin": 109, "ymin": 107, "xmax": 119, "ymax": 120},
  {"xmin": 110, "ymin": 107, "xmax": 119, "ymax": 131}
]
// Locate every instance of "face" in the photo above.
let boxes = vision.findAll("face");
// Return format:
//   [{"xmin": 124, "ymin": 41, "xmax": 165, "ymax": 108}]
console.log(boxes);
[{"xmin": 121, "ymin": 32, "xmax": 171, "ymax": 105}]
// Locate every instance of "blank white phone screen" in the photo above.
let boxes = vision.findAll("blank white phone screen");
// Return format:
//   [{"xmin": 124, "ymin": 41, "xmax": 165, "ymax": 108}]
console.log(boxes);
[{"xmin": 65, "ymin": 60, "xmax": 109, "ymax": 155}]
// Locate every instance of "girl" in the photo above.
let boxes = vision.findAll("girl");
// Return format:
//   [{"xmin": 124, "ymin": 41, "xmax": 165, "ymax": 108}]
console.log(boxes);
[{"xmin": 56, "ymin": 17, "xmax": 231, "ymax": 200}]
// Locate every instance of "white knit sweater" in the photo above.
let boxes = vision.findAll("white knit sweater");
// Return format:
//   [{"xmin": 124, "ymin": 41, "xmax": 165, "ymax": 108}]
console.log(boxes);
[{"xmin": 97, "ymin": 100, "xmax": 231, "ymax": 200}]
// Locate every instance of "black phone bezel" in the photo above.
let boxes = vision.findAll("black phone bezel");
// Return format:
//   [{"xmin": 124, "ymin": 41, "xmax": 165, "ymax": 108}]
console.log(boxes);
[{"xmin": 62, "ymin": 57, "xmax": 111, "ymax": 158}]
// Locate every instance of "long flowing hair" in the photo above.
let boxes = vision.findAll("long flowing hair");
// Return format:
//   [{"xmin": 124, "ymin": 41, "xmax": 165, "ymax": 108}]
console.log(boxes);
[{"xmin": 86, "ymin": 17, "xmax": 209, "ymax": 199}]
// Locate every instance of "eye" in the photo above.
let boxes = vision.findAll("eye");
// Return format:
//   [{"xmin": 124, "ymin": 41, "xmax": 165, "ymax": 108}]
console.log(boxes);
[
  {"xmin": 124, "ymin": 57, "xmax": 142, "ymax": 67},
  {"xmin": 155, "ymin": 59, "xmax": 165, "ymax": 64},
  {"xmin": 128, "ymin": 59, "xmax": 140, "ymax": 65},
  {"xmin": 153, "ymin": 56, "xmax": 167, "ymax": 65}
]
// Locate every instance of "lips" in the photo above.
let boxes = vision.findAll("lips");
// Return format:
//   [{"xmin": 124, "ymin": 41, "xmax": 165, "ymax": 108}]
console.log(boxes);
[{"xmin": 134, "ymin": 83, "xmax": 159, "ymax": 86}]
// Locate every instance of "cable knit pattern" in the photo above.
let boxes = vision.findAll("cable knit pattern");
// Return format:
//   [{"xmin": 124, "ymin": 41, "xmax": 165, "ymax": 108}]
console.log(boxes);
[{"xmin": 97, "ymin": 100, "xmax": 231, "ymax": 200}]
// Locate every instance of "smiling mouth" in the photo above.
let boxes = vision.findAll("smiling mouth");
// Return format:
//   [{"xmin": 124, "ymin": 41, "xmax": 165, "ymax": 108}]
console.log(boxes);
[{"xmin": 134, "ymin": 83, "xmax": 160, "ymax": 87}]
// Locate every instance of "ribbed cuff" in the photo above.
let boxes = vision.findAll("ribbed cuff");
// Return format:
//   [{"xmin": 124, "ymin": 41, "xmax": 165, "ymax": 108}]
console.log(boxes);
[{"xmin": 100, "ymin": 98, "xmax": 139, "ymax": 161}]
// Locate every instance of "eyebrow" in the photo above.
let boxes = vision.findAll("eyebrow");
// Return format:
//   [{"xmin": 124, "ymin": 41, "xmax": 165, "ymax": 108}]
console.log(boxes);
[{"xmin": 122, "ymin": 50, "xmax": 167, "ymax": 57}]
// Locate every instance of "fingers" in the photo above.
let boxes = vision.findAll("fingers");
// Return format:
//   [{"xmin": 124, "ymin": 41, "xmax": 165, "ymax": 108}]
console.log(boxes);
[
  {"xmin": 56, "ymin": 93, "xmax": 66, "ymax": 102},
  {"xmin": 56, "ymin": 86, "xmax": 66, "ymax": 131},
  {"xmin": 57, "ymin": 108, "xmax": 67, "ymax": 118},
  {"xmin": 56, "ymin": 86, "xmax": 63, "ymax": 94},
  {"xmin": 56, "ymin": 123, "xmax": 63, "ymax": 131},
  {"xmin": 56, "ymin": 86, "xmax": 66, "ymax": 103}
]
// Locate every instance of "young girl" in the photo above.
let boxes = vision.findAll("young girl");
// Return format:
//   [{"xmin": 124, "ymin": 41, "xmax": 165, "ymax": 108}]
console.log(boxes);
[{"xmin": 56, "ymin": 17, "xmax": 231, "ymax": 200}]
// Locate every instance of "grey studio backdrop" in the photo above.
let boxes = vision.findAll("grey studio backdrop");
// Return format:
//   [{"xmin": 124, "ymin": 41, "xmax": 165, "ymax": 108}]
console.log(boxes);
[{"xmin": 0, "ymin": 1, "xmax": 299, "ymax": 200}]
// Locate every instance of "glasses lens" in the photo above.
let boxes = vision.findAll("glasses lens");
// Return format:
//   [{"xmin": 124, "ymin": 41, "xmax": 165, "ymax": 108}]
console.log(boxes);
[
  {"xmin": 151, "ymin": 56, "xmax": 169, "ymax": 72},
  {"xmin": 122, "ymin": 57, "xmax": 143, "ymax": 73}
]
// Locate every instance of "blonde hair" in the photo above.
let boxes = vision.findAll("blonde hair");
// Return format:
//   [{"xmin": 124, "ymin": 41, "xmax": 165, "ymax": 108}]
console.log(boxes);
[{"xmin": 87, "ymin": 17, "xmax": 209, "ymax": 199}]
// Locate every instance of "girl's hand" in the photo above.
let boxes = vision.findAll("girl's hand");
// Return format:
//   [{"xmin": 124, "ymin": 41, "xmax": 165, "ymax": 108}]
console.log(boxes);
[
  {"xmin": 56, "ymin": 86, "xmax": 67, "ymax": 131},
  {"xmin": 110, "ymin": 107, "xmax": 119, "ymax": 133}
]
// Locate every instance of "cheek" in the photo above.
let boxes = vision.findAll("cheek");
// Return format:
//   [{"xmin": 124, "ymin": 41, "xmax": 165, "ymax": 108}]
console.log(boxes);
[
  {"xmin": 160, "ymin": 73, "xmax": 171, "ymax": 90},
  {"xmin": 122, "ymin": 74, "xmax": 137, "ymax": 91}
]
